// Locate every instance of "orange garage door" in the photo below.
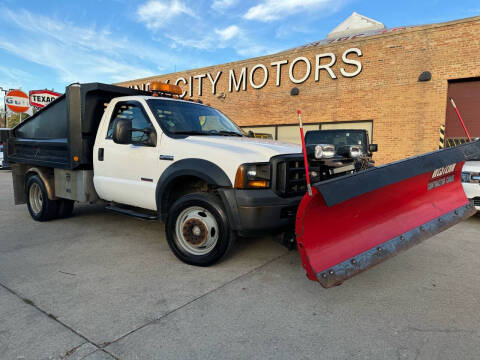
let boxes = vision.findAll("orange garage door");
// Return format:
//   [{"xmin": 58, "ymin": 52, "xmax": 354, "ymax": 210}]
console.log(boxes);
[{"xmin": 446, "ymin": 79, "xmax": 480, "ymax": 139}]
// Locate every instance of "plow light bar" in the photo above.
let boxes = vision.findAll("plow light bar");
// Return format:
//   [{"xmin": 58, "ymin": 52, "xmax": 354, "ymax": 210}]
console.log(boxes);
[
  {"xmin": 150, "ymin": 81, "xmax": 183, "ymax": 96},
  {"xmin": 314, "ymin": 144, "xmax": 335, "ymax": 159}
]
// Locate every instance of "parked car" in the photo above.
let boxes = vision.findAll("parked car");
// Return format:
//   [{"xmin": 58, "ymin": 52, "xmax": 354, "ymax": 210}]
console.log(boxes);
[
  {"xmin": 0, "ymin": 144, "xmax": 8, "ymax": 169},
  {"xmin": 462, "ymin": 161, "xmax": 480, "ymax": 211}
]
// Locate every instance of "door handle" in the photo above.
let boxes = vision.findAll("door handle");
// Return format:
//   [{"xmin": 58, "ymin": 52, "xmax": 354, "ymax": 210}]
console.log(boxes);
[{"xmin": 98, "ymin": 148, "xmax": 104, "ymax": 161}]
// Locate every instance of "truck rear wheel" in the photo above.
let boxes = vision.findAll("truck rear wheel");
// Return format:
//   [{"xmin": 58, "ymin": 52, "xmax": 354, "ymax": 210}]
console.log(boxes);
[
  {"xmin": 165, "ymin": 192, "xmax": 235, "ymax": 266},
  {"xmin": 26, "ymin": 175, "xmax": 58, "ymax": 222}
]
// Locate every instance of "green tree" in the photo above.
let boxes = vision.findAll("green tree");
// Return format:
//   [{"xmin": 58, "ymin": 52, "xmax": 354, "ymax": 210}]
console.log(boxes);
[{"xmin": 6, "ymin": 112, "xmax": 29, "ymax": 128}]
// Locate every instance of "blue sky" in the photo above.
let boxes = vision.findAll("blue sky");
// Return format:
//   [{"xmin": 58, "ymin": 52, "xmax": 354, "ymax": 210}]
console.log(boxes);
[{"xmin": 0, "ymin": 0, "xmax": 479, "ymax": 96}]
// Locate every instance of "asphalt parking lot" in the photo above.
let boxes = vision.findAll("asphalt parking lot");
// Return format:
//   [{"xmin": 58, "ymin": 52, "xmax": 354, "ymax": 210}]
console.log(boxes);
[{"xmin": 0, "ymin": 169, "xmax": 479, "ymax": 360}]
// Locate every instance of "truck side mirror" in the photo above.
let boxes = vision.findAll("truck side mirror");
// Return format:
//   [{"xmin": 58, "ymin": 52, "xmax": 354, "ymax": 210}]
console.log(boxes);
[
  {"xmin": 369, "ymin": 144, "xmax": 378, "ymax": 153},
  {"xmin": 112, "ymin": 118, "xmax": 132, "ymax": 144}
]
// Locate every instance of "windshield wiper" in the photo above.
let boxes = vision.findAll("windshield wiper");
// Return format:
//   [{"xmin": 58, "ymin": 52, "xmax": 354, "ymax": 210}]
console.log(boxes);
[
  {"xmin": 171, "ymin": 131, "xmax": 209, "ymax": 136},
  {"xmin": 216, "ymin": 130, "xmax": 244, "ymax": 137},
  {"xmin": 172, "ymin": 130, "xmax": 243, "ymax": 137}
]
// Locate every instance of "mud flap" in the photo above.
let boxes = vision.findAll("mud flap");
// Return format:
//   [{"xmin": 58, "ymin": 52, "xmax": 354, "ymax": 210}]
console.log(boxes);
[{"xmin": 296, "ymin": 140, "xmax": 480, "ymax": 288}]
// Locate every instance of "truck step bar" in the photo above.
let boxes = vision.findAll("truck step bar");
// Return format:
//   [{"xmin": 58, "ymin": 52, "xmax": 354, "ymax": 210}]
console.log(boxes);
[{"xmin": 105, "ymin": 204, "xmax": 158, "ymax": 220}]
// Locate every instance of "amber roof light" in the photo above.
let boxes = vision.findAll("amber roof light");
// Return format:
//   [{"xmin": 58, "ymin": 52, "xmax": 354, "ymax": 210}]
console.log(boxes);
[{"xmin": 150, "ymin": 81, "xmax": 183, "ymax": 95}]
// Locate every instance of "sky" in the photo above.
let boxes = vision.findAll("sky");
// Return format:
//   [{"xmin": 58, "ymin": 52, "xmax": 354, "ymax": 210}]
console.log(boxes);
[{"xmin": 0, "ymin": 0, "xmax": 479, "ymax": 99}]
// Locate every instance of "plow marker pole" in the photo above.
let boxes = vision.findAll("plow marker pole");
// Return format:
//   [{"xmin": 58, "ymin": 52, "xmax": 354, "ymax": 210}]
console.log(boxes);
[
  {"xmin": 449, "ymin": 97, "xmax": 472, "ymax": 141},
  {"xmin": 297, "ymin": 110, "xmax": 312, "ymax": 196}
]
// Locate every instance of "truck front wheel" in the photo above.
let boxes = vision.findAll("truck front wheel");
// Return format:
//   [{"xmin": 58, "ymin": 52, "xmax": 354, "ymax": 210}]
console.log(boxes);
[
  {"xmin": 166, "ymin": 192, "xmax": 235, "ymax": 266},
  {"xmin": 26, "ymin": 175, "xmax": 58, "ymax": 221}
]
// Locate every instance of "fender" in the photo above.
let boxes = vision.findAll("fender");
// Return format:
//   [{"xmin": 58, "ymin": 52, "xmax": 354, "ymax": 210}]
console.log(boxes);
[
  {"xmin": 26, "ymin": 167, "xmax": 57, "ymax": 200},
  {"xmin": 11, "ymin": 164, "xmax": 56, "ymax": 205},
  {"xmin": 156, "ymin": 158, "xmax": 232, "ymax": 216}
]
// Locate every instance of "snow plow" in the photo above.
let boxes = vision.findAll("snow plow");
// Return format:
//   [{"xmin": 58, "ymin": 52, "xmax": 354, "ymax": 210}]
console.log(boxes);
[{"xmin": 295, "ymin": 140, "xmax": 480, "ymax": 287}]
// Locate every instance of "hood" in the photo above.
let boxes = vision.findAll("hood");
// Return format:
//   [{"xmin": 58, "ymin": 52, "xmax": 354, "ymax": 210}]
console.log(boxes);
[
  {"xmin": 463, "ymin": 161, "xmax": 480, "ymax": 172},
  {"xmin": 176, "ymin": 135, "xmax": 301, "ymax": 161},
  {"xmin": 165, "ymin": 135, "xmax": 302, "ymax": 184}
]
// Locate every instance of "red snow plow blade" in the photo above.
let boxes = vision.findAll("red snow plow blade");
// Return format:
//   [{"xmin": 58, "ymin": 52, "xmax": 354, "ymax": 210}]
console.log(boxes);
[{"xmin": 296, "ymin": 140, "xmax": 480, "ymax": 288}]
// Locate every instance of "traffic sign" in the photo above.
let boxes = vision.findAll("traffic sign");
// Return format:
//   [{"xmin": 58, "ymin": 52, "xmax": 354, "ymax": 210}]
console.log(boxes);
[
  {"xmin": 29, "ymin": 90, "xmax": 62, "ymax": 108},
  {"xmin": 5, "ymin": 90, "xmax": 30, "ymax": 113}
]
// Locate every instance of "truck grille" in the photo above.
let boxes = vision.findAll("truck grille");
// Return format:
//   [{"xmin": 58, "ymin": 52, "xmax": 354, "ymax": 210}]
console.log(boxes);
[
  {"xmin": 474, "ymin": 198, "xmax": 480, "ymax": 207},
  {"xmin": 274, "ymin": 156, "xmax": 322, "ymax": 198}
]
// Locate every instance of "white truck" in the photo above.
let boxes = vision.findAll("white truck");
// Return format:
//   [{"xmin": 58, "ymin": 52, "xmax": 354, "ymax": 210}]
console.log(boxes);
[{"xmin": 6, "ymin": 82, "xmax": 314, "ymax": 266}]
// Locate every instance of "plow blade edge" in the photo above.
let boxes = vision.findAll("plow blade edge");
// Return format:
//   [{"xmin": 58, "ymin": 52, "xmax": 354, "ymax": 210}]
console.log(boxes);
[{"xmin": 295, "ymin": 140, "xmax": 480, "ymax": 288}]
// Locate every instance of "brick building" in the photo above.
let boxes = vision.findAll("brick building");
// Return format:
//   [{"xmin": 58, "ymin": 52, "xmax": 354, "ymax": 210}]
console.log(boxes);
[{"xmin": 117, "ymin": 14, "xmax": 480, "ymax": 165}]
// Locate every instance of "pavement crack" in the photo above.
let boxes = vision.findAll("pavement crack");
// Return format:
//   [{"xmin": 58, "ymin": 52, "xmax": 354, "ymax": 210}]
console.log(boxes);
[
  {"xmin": 62, "ymin": 342, "xmax": 89, "ymax": 359},
  {"xmin": 0, "ymin": 281, "xmax": 102, "ymax": 351},
  {"xmin": 106, "ymin": 251, "xmax": 290, "ymax": 348},
  {"xmin": 406, "ymin": 326, "xmax": 477, "ymax": 334}
]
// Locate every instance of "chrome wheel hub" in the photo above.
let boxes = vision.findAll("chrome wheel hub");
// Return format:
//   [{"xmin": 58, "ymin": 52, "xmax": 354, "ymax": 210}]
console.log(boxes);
[
  {"xmin": 29, "ymin": 183, "xmax": 43, "ymax": 215},
  {"xmin": 175, "ymin": 206, "xmax": 219, "ymax": 256}
]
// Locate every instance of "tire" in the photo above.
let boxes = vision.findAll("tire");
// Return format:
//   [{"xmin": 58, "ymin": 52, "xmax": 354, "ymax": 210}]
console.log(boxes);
[
  {"xmin": 26, "ymin": 175, "xmax": 58, "ymax": 221},
  {"xmin": 57, "ymin": 199, "xmax": 75, "ymax": 218},
  {"xmin": 165, "ymin": 192, "xmax": 235, "ymax": 266}
]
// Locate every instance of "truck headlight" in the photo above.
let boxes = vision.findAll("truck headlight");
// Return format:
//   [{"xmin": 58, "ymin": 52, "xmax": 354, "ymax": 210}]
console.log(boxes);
[
  {"xmin": 234, "ymin": 163, "xmax": 271, "ymax": 189},
  {"xmin": 462, "ymin": 172, "xmax": 471, "ymax": 183},
  {"xmin": 314, "ymin": 144, "xmax": 335, "ymax": 159}
]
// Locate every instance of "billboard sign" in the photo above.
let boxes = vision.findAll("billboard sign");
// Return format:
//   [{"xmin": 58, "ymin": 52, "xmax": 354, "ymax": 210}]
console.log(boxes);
[
  {"xmin": 29, "ymin": 89, "xmax": 62, "ymax": 108},
  {"xmin": 5, "ymin": 90, "xmax": 30, "ymax": 113}
]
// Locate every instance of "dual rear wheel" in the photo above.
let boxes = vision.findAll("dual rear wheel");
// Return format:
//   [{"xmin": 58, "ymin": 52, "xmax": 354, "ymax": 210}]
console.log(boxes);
[{"xmin": 26, "ymin": 175, "xmax": 74, "ymax": 221}]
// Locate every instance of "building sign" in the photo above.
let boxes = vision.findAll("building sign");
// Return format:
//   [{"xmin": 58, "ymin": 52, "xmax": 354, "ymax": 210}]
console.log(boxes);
[
  {"xmin": 290, "ymin": 27, "xmax": 410, "ymax": 51},
  {"xmin": 5, "ymin": 90, "xmax": 30, "ymax": 113},
  {"xmin": 129, "ymin": 47, "xmax": 364, "ymax": 98},
  {"xmin": 29, "ymin": 90, "xmax": 62, "ymax": 108}
]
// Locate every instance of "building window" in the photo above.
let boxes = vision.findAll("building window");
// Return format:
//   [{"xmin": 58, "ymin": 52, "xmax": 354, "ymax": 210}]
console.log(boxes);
[
  {"xmin": 242, "ymin": 120, "xmax": 373, "ymax": 144},
  {"xmin": 277, "ymin": 124, "xmax": 320, "ymax": 144},
  {"xmin": 242, "ymin": 126, "xmax": 276, "ymax": 139}
]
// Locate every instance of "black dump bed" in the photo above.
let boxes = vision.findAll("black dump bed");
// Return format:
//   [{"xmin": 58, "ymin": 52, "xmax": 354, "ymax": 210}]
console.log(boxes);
[{"xmin": 6, "ymin": 83, "xmax": 148, "ymax": 170}]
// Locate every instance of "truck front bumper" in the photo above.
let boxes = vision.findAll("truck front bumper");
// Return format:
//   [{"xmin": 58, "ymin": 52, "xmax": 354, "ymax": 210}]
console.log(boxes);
[{"xmin": 218, "ymin": 188, "xmax": 303, "ymax": 237}]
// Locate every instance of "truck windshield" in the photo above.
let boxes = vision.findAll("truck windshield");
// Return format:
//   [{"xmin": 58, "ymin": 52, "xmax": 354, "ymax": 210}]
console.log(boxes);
[
  {"xmin": 306, "ymin": 130, "xmax": 367, "ymax": 152},
  {"xmin": 147, "ymin": 99, "xmax": 244, "ymax": 137}
]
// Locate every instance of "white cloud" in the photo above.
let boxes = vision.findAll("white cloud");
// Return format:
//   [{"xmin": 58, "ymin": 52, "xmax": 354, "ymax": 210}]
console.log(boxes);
[
  {"xmin": 0, "ymin": 9, "xmax": 190, "ymax": 85},
  {"xmin": 137, "ymin": 0, "xmax": 196, "ymax": 29},
  {"xmin": 166, "ymin": 24, "xmax": 279, "ymax": 58},
  {"xmin": 0, "ymin": 65, "xmax": 32, "ymax": 89},
  {"xmin": 244, "ymin": 0, "xmax": 342, "ymax": 22},
  {"xmin": 167, "ymin": 25, "xmax": 241, "ymax": 50},
  {"xmin": 215, "ymin": 25, "xmax": 240, "ymax": 41},
  {"xmin": 212, "ymin": 0, "xmax": 237, "ymax": 11}
]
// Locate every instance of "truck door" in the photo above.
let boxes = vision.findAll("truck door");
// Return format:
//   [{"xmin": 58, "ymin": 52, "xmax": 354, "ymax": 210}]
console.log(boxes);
[{"xmin": 94, "ymin": 101, "xmax": 159, "ymax": 210}]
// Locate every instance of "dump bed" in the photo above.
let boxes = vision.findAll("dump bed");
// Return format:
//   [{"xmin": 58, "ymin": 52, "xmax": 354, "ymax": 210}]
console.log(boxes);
[{"xmin": 6, "ymin": 83, "xmax": 148, "ymax": 170}]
